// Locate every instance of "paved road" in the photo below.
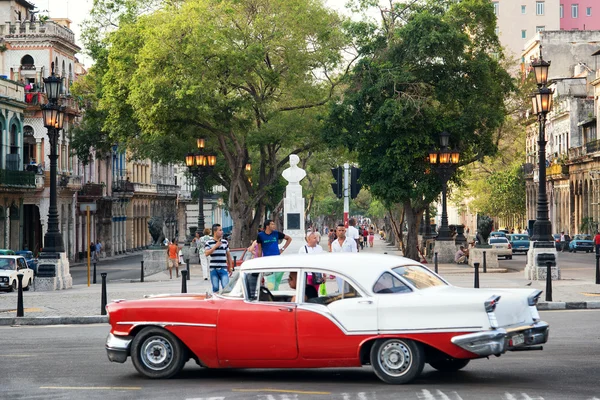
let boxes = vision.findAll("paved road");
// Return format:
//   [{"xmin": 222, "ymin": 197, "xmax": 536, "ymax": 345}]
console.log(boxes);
[
  {"xmin": 499, "ymin": 250, "xmax": 597, "ymax": 272},
  {"xmin": 3, "ymin": 310, "xmax": 599, "ymax": 400},
  {"xmin": 70, "ymin": 254, "xmax": 143, "ymax": 285}
]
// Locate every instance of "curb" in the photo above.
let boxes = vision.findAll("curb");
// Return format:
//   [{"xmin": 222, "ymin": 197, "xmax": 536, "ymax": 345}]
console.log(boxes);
[
  {"xmin": 0, "ymin": 316, "xmax": 108, "ymax": 326},
  {"xmin": 537, "ymin": 301, "xmax": 600, "ymax": 310}
]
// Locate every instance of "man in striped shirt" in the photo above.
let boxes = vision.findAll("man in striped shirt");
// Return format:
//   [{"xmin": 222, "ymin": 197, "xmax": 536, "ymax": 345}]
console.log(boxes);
[{"xmin": 204, "ymin": 223, "xmax": 233, "ymax": 292}]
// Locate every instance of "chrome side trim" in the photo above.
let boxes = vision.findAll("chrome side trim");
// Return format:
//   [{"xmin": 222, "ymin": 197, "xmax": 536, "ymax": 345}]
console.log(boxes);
[{"xmin": 116, "ymin": 321, "xmax": 217, "ymax": 328}]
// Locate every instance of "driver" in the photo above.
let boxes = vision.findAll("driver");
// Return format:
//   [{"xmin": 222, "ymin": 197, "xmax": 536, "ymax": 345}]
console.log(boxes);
[{"xmin": 288, "ymin": 271, "xmax": 318, "ymax": 302}]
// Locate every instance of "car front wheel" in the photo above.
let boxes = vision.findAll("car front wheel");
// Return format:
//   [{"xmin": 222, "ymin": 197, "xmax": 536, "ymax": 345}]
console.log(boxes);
[
  {"xmin": 9, "ymin": 280, "xmax": 16, "ymax": 292},
  {"xmin": 370, "ymin": 338, "xmax": 424, "ymax": 384},
  {"xmin": 429, "ymin": 358, "xmax": 470, "ymax": 372},
  {"xmin": 131, "ymin": 326, "xmax": 187, "ymax": 379}
]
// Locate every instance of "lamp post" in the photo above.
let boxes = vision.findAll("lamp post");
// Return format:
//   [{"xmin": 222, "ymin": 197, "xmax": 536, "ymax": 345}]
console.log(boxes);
[
  {"xmin": 429, "ymin": 131, "xmax": 460, "ymax": 241},
  {"xmin": 530, "ymin": 48, "xmax": 554, "ymax": 242},
  {"xmin": 42, "ymin": 66, "xmax": 66, "ymax": 253},
  {"xmin": 185, "ymin": 138, "xmax": 216, "ymax": 235}
]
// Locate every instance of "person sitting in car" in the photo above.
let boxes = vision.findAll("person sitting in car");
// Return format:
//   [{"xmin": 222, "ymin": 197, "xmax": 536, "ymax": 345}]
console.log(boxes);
[{"xmin": 288, "ymin": 271, "xmax": 318, "ymax": 302}]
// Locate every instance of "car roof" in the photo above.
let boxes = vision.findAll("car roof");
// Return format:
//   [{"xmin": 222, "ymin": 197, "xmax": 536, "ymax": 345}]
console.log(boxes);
[{"xmin": 240, "ymin": 253, "xmax": 422, "ymax": 287}]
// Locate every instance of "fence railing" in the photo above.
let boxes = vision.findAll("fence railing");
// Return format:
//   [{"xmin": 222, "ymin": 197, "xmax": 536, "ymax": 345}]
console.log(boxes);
[{"xmin": 0, "ymin": 169, "xmax": 35, "ymax": 187}]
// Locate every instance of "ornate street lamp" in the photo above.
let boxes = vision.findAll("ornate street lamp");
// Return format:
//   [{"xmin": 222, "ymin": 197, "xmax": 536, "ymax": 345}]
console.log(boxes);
[
  {"xmin": 186, "ymin": 138, "xmax": 216, "ymax": 235},
  {"xmin": 429, "ymin": 132, "xmax": 460, "ymax": 241},
  {"xmin": 530, "ymin": 47, "xmax": 554, "ymax": 242},
  {"xmin": 42, "ymin": 64, "xmax": 66, "ymax": 253}
]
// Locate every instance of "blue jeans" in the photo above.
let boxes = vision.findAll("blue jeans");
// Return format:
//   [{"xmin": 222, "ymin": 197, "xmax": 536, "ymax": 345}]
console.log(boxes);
[{"xmin": 210, "ymin": 268, "xmax": 229, "ymax": 292}]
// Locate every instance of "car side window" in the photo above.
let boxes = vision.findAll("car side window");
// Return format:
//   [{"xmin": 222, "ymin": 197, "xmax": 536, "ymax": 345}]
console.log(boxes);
[
  {"xmin": 306, "ymin": 275, "xmax": 362, "ymax": 305},
  {"xmin": 373, "ymin": 272, "xmax": 412, "ymax": 294},
  {"xmin": 246, "ymin": 271, "xmax": 296, "ymax": 303},
  {"xmin": 18, "ymin": 259, "xmax": 26, "ymax": 270}
]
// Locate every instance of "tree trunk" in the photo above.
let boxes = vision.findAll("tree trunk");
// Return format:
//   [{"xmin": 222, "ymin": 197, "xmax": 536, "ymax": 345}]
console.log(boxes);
[{"xmin": 403, "ymin": 200, "xmax": 423, "ymax": 261}]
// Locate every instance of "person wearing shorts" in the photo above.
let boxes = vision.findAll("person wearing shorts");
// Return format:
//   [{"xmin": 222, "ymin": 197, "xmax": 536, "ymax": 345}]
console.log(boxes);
[
  {"xmin": 368, "ymin": 226, "xmax": 375, "ymax": 247},
  {"xmin": 167, "ymin": 238, "xmax": 179, "ymax": 279}
]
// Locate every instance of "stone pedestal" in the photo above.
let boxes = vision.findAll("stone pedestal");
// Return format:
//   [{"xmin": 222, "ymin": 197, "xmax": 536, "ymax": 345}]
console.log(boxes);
[
  {"xmin": 468, "ymin": 247, "xmax": 499, "ymax": 269},
  {"xmin": 143, "ymin": 248, "xmax": 168, "ymax": 277},
  {"xmin": 34, "ymin": 252, "xmax": 72, "ymax": 291},
  {"xmin": 524, "ymin": 241, "xmax": 560, "ymax": 280},
  {"xmin": 433, "ymin": 240, "xmax": 459, "ymax": 263}
]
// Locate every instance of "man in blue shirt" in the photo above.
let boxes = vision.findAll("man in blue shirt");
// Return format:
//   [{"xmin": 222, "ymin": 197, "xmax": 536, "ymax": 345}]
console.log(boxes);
[{"xmin": 257, "ymin": 219, "xmax": 292, "ymax": 257}]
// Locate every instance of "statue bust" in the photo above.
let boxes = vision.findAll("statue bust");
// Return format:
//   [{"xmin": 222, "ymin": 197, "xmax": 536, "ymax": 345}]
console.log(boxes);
[
  {"xmin": 477, "ymin": 215, "xmax": 494, "ymax": 246},
  {"xmin": 282, "ymin": 154, "xmax": 306, "ymax": 185}
]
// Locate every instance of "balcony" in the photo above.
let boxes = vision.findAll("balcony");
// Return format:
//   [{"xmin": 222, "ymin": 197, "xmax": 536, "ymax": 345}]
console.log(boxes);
[
  {"xmin": 24, "ymin": 91, "xmax": 46, "ymax": 105},
  {"xmin": 546, "ymin": 164, "xmax": 569, "ymax": 179},
  {"xmin": 113, "ymin": 179, "xmax": 135, "ymax": 193},
  {"xmin": 586, "ymin": 139, "xmax": 600, "ymax": 155},
  {"xmin": 569, "ymin": 146, "xmax": 586, "ymax": 160},
  {"xmin": 58, "ymin": 175, "xmax": 82, "ymax": 191},
  {"xmin": 0, "ymin": 169, "xmax": 35, "ymax": 187},
  {"xmin": 157, "ymin": 184, "xmax": 179, "ymax": 197},
  {"xmin": 1, "ymin": 20, "xmax": 77, "ymax": 46},
  {"xmin": 78, "ymin": 183, "xmax": 105, "ymax": 199},
  {"xmin": 134, "ymin": 183, "xmax": 157, "ymax": 194}
]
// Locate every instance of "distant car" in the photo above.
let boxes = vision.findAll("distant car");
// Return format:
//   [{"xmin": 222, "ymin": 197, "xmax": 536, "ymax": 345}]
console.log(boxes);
[
  {"xmin": 508, "ymin": 234, "xmax": 530, "ymax": 254},
  {"xmin": 489, "ymin": 231, "xmax": 507, "ymax": 238},
  {"xmin": 229, "ymin": 248, "xmax": 252, "ymax": 269},
  {"xmin": 488, "ymin": 237, "xmax": 512, "ymax": 259},
  {"xmin": 569, "ymin": 234, "xmax": 594, "ymax": 253},
  {"xmin": 15, "ymin": 251, "xmax": 38, "ymax": 275},
  {"xmin": 498, "ymin": 229, "xmax": 510, "ymax": 235},
  {"xmin": 0, "ymin": 256, "xmax": 34, "ymax": 292},
  {"xmin": 0, "ymin": 249, "xmax": 16, "ymax": 255}
]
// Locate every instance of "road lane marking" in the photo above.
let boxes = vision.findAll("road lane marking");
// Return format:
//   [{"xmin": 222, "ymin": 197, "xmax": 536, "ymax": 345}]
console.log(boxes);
[
  {"xmin": 0, "ymin": 355, "xmax": 34, "ymax": 357},
  {"xmin": 232, "ymin": 389, "xmax": 331, "ymax": 395},
  {"xmin": 40, "ymin": 386, "xmax": 141, "ymax": 390},
  {"xmin": 0, "ymin": 307, "xmax": 42, "ymax": 313}
]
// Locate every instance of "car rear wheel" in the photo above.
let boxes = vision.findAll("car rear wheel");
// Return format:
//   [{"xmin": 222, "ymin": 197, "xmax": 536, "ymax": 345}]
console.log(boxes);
[
  {"xmin": 23, "ymin": 279, "xmax": 31, "ymax": 291},
  {"xmin": 131, "ymin": 326, "xmax": 187, "ymax": 379},
  {"xmin": 370, "ymin": 338, "xmax": 424, "ymax": 384},
  {"xmin": 429, "ymin": 358, "xmax": 470, "ymax": 372}
]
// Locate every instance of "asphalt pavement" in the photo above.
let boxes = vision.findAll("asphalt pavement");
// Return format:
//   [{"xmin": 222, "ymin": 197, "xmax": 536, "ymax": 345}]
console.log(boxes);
[{"xmin": 1, "ymin": 310, "xmax": 598, "ymax": 400}]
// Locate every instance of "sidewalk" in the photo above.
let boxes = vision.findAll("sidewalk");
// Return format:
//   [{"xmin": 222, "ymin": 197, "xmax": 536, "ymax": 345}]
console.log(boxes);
[{"xmin": 1, "ymin": 236, "xmax": 599, "ymax": 325}]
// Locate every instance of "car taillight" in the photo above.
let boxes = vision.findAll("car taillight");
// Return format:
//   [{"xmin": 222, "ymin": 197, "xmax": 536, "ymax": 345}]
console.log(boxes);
[{"xmin": 508, "ymin": 243, "xmax": 512, "ymax": 249}]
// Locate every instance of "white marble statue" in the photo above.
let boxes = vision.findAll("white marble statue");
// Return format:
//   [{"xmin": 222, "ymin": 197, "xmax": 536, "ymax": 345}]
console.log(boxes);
[{"xmin": 282, "ymin": 154, "xmax": 306, "ymax": 185}]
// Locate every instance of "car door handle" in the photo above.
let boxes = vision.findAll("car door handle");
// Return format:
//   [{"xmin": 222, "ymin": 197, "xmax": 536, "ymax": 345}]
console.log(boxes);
[
  {"xmin": 358, "ymin": 300, "xmax": 373, "ymax": 305},
  {"xmin": 279, "ymin": 308, "xmax": 293, "ymax": 312}
]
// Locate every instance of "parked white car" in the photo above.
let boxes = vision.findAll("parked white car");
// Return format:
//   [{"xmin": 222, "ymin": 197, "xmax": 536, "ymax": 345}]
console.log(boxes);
[
  {"xmin": 488, "ymin": 237, "xmax": 513, "ymax": 259},
  {"xmin": 0, "ymin": 256, "xmax": 34, "ymax": 291},
  {"xmin": 106, "ymin": 253, "xmax": 548, "ymax": 384}
]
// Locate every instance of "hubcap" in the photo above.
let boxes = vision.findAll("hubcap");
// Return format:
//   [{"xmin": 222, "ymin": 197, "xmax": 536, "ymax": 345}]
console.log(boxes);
[
  {"xmin": 379, "ymin": 340, "xmax": 412, "ymax": 377},
  {"xmin": 140, "ymin": 336, "xmax": 173, "ymax": 371}
]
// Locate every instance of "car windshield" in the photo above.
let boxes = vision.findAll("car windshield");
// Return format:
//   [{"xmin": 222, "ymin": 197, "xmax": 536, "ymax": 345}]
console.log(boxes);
[
  {"xmin": 0, "ymin": 259, "xmax": 16, "ymax": 270},
  {"xmin": 512, "ymin": 235, "xmax": 528, "ymax": 240},
  {"xmin": 574, "ymin": 235, "xmax": 592, "ymax": 240},
  {"xmin": 219, "ymin": 271, "xmax": 243, "ymax": 298},
  {"xmin": 391, "ymin": 265, "xmax": 446, "ymax": 290},
  {"xmin": 490, "ymin": 238, "xmax": 508, "ymax": 244}
]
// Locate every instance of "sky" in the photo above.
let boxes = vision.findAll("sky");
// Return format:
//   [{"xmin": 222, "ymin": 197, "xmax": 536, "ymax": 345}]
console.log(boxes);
[{"xmin": 29, "ymin": 0, "xmax": 377, "ymax": 67}]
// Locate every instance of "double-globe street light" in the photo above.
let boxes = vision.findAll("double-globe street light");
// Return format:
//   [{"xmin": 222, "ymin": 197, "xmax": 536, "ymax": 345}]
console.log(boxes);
[
  {"xmin": 429, "ymin": 131, "xmax": 460, "ymax": 241},
  {"xmin": 42, "ymin": 66, "xmax": 66, "ymax": 253},
  {"xmin": 185, "ymin": 138, "xmax": 216, "ymax": 235},
  {"xmin": 530, "ymin": 48, "xmax": 554, "ymax": 242}
]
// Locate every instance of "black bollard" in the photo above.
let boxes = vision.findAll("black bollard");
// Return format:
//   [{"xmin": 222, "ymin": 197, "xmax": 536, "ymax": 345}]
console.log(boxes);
[
  {"xmin": 181, "ymin": 270, "xmax": 188, "ymax": 293},
  {"xmin": 186, "ymin": 259, "xmax": 190, "ymax": 280},
  {"xmin": 233, "ymin": 256, "xmax": 237, "ymax": 271},
  {"xmin": 483, "ymin": 251, "xmax": 487, "ymax": 273},
  {"xmin": 596, "ymin": 254, "xmax": 600, "ymax": 285},
  {"xmin": 474, "ymin": 262, "xmax": 480, "ymax": 288},
  {"xmin": 140, "ymin": 260, "xmax": 144, "ymax": 283},
  {"xmin": 16, "ymin": 273, "xmax": 24, "ymax": 317},
  {"xmin": 101, "ymin": 273, "xmax": 107, "ymax": 315},
  {"xmin": 434, "ymin": 252, "xmax": 438, "ymax": 274},
  {"xmin": 545, "ymin": 261, "xmax": 553, "ymax": 302},
  {"xmin": 93, "ymin": 262, "xmax": 97, "ymax": 284}
]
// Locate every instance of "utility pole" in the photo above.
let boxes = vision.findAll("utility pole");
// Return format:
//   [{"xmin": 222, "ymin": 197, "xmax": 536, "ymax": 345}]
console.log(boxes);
[{"xmin": 344, "ymin": 163, "xmax": 349, "ymax": 227}]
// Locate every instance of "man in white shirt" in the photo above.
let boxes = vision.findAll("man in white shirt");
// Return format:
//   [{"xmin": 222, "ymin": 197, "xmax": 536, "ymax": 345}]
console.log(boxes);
[
  {"xmin": 346, "ymin": 218, "xmax": 360, "ymax": 252},
  {"xmin": 299, "ymin": 232, "xmax": 324, "ymax": 254},
  {"xmin": 331, "ymin": 223, "xmax": 358, "ymax": 292}
]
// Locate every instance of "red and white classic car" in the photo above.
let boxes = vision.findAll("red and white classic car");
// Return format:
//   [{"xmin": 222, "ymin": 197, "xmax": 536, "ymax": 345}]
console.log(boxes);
[{"xmin": 105, "ymin": 253, "xmax": 549, "ymax": 384}]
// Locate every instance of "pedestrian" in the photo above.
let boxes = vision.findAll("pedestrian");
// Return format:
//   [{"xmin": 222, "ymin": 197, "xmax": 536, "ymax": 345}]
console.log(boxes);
[
  {"xmin": 594, "ymin": 231, "xmax": 600, "ymax": 254},
  {"xmin": 564, "ymin": 232, "xmax": 571, "ymax": 252},
  {"xmin": 95, "ymin": 240, "xmax": 102, "ymax": 261},
  {"xmin": 299, "ymin": 231, "xmax": 325, "ymax": 292},
  {"xmin": 347, "ymin": 218, "xmax": 360, "ymax": 252},
  {"xmin": 455, "ymin": 246, "xmax": 469, "ymax": 264},
  {"xmin": 89, "ymin": 241, "xmax": 96, "ymax": 261},
  {"xmin": 166, "ymin": 238, "xmax": 179, "ymax": 279},
  {"xmin": 331, "ymin": 223, "xmax": 358, "ymax": 292},
  {"xmin": 257, "ymin": 219, "xmax": 292, "ymax": 257},
  {"xmin": 560, "ymin": 231, "xmax": 566, "ymax": 252},
  {"xmin": 368, "ymin": 226, "xmax": 375, "ymax": 247},
  {"xmin": 204, "ymin": 223, "xmax": 233, "ymax": 292},
  {"xmin": 191, "ymin": 231, "xmax": 201, "ymax": 262},
  {"xmin": 362, "ymin": 226, "xmax": 369, "ymax": 249},
  {"xmin": 200, "ymin": 228, "xmax": 211, "ymax": 280},
  {"xmin": 327, "ymin": 226, "xmax": 336, "ymax": 252}
]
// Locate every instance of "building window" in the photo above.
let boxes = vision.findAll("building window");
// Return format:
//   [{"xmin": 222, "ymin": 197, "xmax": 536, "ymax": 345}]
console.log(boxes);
[
  {"xmin": 572, "ymin": 4, "xmax": 579, "ymax": 18},
  {"xmin": 493, "ymin": 2, "xmax": 499, "ymax": 15},
  {"xmin": 536, "ymin": 26, "xmax": 546, "ymax": 32},
  {"xmin": 560, "ymin": 4, "xmax": 564, "ymax": 18},
  {"xmin": 522, "ymin": 30, "xmax": 527, "ymax": 39},
  {"xmin": 586, "ymin": 7, "xmax": 592, "ymax": 16},
  {"xmin": 536, "ymin": 1, "xmax": 545, "ymax": 15},
  {"xmin": 522, "ymin": 5, "xmax": 526, "ymax": 14}
]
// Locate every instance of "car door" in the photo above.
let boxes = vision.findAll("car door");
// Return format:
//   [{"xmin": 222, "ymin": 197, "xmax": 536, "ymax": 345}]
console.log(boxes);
[
  {"xmin": 16, "ymin": 258, "xmax": 31, "ymax": 287},
  {"xmin": 216, "ymin": 270, "xmax": 299, "ymax": 363}
]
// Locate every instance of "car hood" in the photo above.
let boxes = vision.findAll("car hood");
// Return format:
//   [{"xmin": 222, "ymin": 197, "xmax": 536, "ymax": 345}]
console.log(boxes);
[{"xmin": 0, "ymin": 270, "xmax": 15, "ymax": 277}]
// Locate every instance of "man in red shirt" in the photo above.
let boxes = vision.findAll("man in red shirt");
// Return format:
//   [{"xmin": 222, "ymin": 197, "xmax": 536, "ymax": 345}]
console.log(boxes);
[{"xmin": 594, "ymin": 231, "xmax": 600, "ymax": 255}]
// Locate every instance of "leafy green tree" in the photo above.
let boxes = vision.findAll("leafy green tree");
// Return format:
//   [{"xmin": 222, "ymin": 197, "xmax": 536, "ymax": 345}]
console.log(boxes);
[
  {"xmin": 77, "ymin": 0, "xmax": 354, "ymax": 246},
  {"xmin": 323, "ymin": 0, "xmax": 514, "ymax": 260}
]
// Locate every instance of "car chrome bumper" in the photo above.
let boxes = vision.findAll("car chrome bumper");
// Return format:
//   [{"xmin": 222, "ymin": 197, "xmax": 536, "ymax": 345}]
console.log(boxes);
[
  {"xmin": 451, "ymin": 321, "xmax": 549, "ymax": 357},
  {"xmin": 106, "ymin": 333, "xmax": 132, "ymax": 363}
]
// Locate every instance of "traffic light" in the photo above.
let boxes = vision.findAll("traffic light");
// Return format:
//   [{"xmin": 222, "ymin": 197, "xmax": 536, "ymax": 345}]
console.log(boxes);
[
  {"xmin": 350, "ymin": 166, "xmax": 362, "ymax": 199},
  {"xmin": 331, "ymin": 166, "xmax": 343, "ymax": 199}
]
